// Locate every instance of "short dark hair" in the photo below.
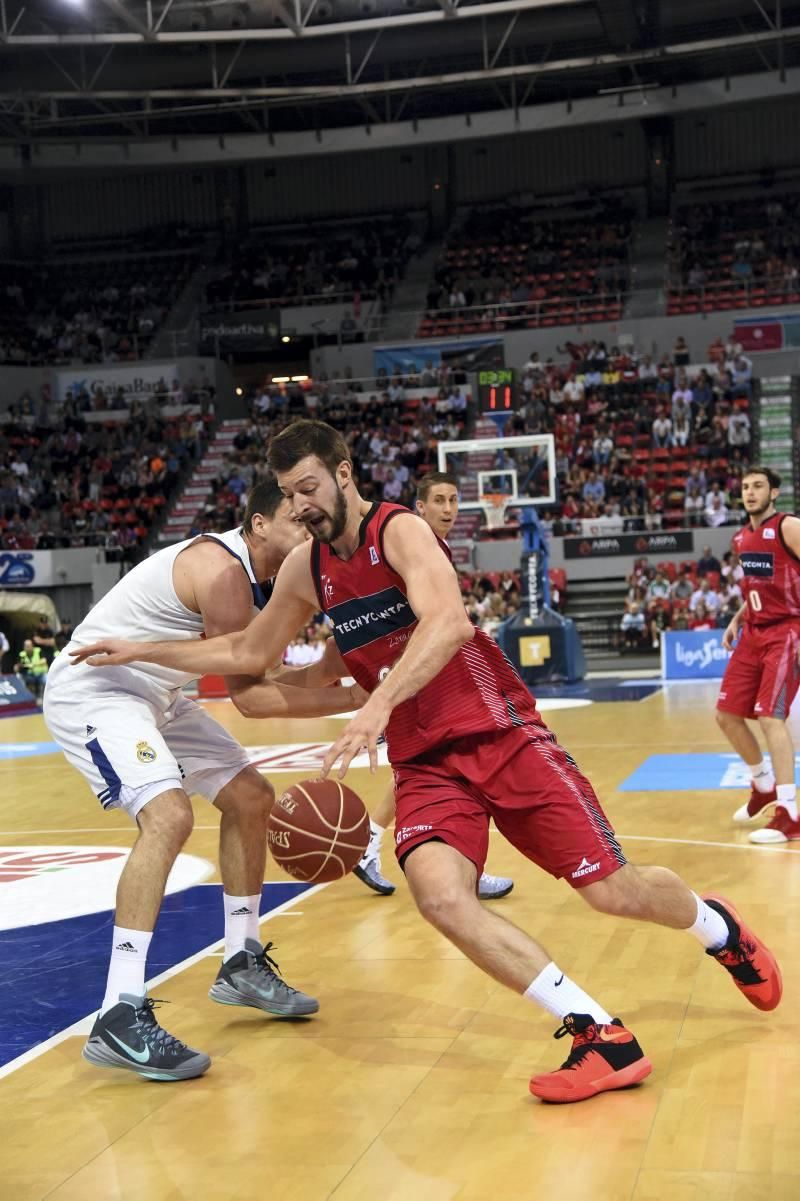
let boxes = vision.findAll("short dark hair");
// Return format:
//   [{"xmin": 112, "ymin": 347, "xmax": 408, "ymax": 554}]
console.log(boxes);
[
  {"xmin": 267, "ymin": 419, "xmax": 351, "ymax": 478},
  {"xmin": 416, "ymin": 471, "xmax": 459, "ymax": 502},
  {"xmin": 242, "ymin": 477, "xmax": 285, "ymax": 533},
  {"xmin": 743, "ymin": 465, "xmax": 781, "ymax": 489}
]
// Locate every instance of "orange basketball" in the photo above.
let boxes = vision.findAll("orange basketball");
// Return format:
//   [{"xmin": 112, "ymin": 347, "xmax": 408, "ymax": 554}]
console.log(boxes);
[{"xmin": 268, "ymin": 778, "xmax": 370, "ymax": 883}]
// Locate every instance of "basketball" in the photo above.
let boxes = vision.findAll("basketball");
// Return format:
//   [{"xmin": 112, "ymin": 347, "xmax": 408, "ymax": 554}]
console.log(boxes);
[{"xmin": 267, "ymin": 779, "xmax": 371, "ymax": 883}]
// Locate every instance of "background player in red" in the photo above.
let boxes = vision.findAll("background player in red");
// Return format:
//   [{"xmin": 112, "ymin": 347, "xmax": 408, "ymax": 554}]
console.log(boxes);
[
  {"xmin": 718, "ymin": 466, "xmax": 800, "ymax": 843},
  {"xmin": 72, "ymin": 422, "xmax": 782, "ymax": 1105},
  {"xmin": 354, "ymin": 470, "xmax": 515, "ymax": 901}
]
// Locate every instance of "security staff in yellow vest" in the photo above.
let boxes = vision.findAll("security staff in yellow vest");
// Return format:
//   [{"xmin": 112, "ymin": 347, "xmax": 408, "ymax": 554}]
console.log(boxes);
[{"xmin": 14, "ymin": 638, "xmax": 48, "ymax": 699}]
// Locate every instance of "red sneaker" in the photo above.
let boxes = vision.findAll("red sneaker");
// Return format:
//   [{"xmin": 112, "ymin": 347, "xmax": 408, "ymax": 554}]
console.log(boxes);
[
  {"xmin": 748, "ymin": 806, "xmax": 800, "ymax": 844},
  {"xmin": 703, "ymin": 894, "xmax": 783, "ymax": 1011},
  {"xmin": 732, "ymin": 784, "xmax": 777, "ymax": 824},
  {"xmin": 529, "ymin": 1014, "xmax": 652, "ymax": 1104}
]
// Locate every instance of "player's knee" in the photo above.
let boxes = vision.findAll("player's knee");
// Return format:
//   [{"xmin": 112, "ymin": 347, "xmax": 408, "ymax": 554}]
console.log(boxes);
[
  {"xmin": 139, "ymin": 792, "xmax": 194, "ymax": 849},
  {"xmin": 215, "ymin": 767, "xmax": 274, "ymax": 823},
  {"xmin": 757, "ymin": 714, "xmax": 784, "ymax": 735},
  {"xmin": 716, "ymin": 708, "xmax": 740, "ymax": 733},
  {"xmin": 414, "ymin": 885, "xmax": 474, "ymax": 934},
  {"xmin": 580, "ymin": 867, "xmax": 642, "ymax": 918}
]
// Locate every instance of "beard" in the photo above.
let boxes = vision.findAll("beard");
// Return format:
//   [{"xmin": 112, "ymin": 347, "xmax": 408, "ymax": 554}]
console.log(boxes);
[
  {"xmin": 306, "ymin": 485, "xmax": 348, "ymax": 543},
  {"xmin": 746, "ymin": 498, "xmax": 773, "ymax": 519}
]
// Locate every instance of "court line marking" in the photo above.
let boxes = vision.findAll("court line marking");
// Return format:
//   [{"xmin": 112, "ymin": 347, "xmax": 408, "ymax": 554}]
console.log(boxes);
[
  {"xmin": 618, "ymin": 832, "xmax": 800, "ymax": 855},
  {"xmin": 0, "ymin": 826, "xmax": 221, "ymax": 836},
  {"xmin": 0, "ymin": 882, "xmax": 328, "ymax": 1081}
]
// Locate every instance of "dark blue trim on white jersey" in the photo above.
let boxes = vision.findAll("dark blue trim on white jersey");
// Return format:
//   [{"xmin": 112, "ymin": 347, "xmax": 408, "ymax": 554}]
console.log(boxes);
[{"xmin": 86, "ymin": 737, "xmax": 122, "ymax": 806}]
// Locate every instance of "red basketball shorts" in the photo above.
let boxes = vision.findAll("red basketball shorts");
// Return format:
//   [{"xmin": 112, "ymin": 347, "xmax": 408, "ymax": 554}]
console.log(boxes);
[
  {"xmin": 393, "ymin": 724, "xmax": 626, "ymax": 889},
  {"xmin": 717, "ymin": 621, "xmax": 800, "ymax": 720}
]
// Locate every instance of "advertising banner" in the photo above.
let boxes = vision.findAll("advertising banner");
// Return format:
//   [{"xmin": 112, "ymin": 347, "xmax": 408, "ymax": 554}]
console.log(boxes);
[
  {"xmin": 563, "ymin": 531, "xmax": 694, "ymax": 560},
  {"xmin": 199, "ymin": 309, "xmax": 280, "ymax": 352},
  {"xmin": 660, "ymin": 630, "xmax": 731, "ymax": 679},
  {"xmin": 0, "ymin": 548, "xmax": 99, "ymax": 588},
  {"xmin": 55, "ymin": 363, "xmax": 179, "ymax": 403},
  {"xmin": 373, "ymin": 336, "xmax": 502, "ymax": 378}
]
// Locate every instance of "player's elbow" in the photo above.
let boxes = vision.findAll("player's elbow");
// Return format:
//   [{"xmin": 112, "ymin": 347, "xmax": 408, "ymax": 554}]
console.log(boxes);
[
  {"xmin": 228, "ymin": 680, "xmax": 273, "ymax": 719},
  {"xmin": 448, "ymin": 613, "xmax": 476, "ymax": 651}
]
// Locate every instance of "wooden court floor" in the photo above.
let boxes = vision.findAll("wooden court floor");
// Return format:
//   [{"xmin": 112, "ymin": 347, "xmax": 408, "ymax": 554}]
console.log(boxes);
[{"xmin": 2, "ymin": 683, "xmax": 800, "ymax": 1201}]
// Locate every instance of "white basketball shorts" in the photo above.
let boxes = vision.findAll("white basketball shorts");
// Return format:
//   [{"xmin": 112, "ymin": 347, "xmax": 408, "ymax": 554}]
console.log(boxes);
[{"xmin": 43, "ymin": 656, "xmax": 251, "ymax": 821}]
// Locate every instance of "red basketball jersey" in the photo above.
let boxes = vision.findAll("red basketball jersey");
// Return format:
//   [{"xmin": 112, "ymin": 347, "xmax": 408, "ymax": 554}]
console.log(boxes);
[
  {"xmin": 732, "ymin": 512, "xmax": 800, "ymax": 626},
  {"xmin": 311, "ymin": 502, "xmax": 543, "ymax": 763}
]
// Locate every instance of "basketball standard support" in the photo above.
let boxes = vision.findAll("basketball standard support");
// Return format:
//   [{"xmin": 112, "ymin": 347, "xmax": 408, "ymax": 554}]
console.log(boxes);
[{"xmin": 497, "ymin": 505, "xmax": 586, "ymax": 685}]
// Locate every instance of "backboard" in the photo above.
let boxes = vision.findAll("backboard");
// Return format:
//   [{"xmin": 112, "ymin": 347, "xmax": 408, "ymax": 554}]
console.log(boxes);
[{"xmin": 437, "ymin": 433, "xmax": 556, "ymax": 514}]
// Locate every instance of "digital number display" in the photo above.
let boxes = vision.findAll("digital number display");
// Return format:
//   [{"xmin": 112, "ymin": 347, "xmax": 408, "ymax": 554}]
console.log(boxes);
[{"xmin": 478, "ymin": 369, "xmax": 517, "ymax": 412}]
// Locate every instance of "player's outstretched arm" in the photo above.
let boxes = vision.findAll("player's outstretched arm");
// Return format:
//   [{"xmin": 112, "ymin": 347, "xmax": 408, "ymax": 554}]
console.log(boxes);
[
  {"xmin": 321, "ymin": 515, "xmax": 474, "ymax": 778},
  {"xmin": 70, "ymin": 543, "xmax": 319, "ymax": 679}
]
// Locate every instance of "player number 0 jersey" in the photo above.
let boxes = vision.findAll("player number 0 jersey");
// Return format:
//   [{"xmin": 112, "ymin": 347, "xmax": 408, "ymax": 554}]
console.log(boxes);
[{"xmin": 732, "ymin": 512, "xmax": 800, "ymax": 626}]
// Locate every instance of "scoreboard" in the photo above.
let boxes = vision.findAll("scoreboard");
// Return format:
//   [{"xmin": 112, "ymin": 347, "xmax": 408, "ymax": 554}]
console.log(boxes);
[{"xmin": 477, "ymin": 368, "xmax": 518, "ymax": 413}]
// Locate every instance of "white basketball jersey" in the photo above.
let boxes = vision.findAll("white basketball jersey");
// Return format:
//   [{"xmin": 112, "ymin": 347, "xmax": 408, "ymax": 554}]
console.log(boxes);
[{"xmin": 65, "ymin": 528, "xmax": 266, "ymax": 697}]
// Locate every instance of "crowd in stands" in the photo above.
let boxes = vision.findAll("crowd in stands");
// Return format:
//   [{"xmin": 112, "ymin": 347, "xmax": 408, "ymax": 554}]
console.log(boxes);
[
  {"xmin": 620, "ymin": 549, "xmax": 743, "ymax": 651},
  {"xmin": 186, "ymin": 364, "xmax": 469, "ymax": 540},
  {"xmin": 205, "ymin": 218, "xmax": 422, "ymax": 311},
  {"xmin": 668, "ymin": 192, "xmax": 800, "ymax": 314},
  {"xmin": 419, "ymin": 196, "xmax": 633, "ymax": 337},
  {"xmin": 0, "ymin": 395, "xmax": 208, "ymax": 552},
  {"xmin": 508, "ymin": 334, "xmax": 753, "ymax": 533},
  {"xmin": 0, "ymin": 250, "xmax": 197, "ymax": 366}
]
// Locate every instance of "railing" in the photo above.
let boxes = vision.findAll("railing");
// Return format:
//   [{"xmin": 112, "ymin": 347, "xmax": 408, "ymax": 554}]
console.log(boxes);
[
  {"xmin": 666, "ymin": 274, "xmax": 800, "ymax": 309},
  {"xmin": 203, "ymin": 289, "xmax": 376, "ymax": 313}
]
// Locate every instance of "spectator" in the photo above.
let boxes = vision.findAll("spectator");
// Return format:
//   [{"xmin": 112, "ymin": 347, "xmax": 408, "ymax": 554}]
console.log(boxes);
[
  {"xmin": 14, "ymin": 638, "xmax": 48, "ymax": 698},
  {"xmin": 705, "ymin": 494, "xmax": 729, "ymax": 528},
  {"xmin": 620, "ymin": 600, "xmax": 646, "ymax": 649},
  {"xmin": 32, "ymin": 614, "xmax": 56, "ymax": 664},
  {"xmin": 652, "ymin": 411, "xmax": 672, "ymax": 448},
  {"xmin": 671, "ymin": 569, "xmax": 693, "ymax": 602},
  {"xmin": 689, "ymin": 601, "xmax": 715, "ymax": 631},
  {"xmin": 697, "ymin": 546, "xmax": 722, "ymax": 576},
  {"xmin": 690, "ymin": 577, "xmax": 721, "ymax": 614},
  {"xmin": 673, "ymin": 336, "xmax": 690, "ymax": 367},
  {"xmin": 592, "ymin": 430, "xmax": 614, "ymax": 467},
  {"xmin": 646, "ymin": 570, "xmax": 671, "ymax": 606},
  {"xmin": 0, "ymin": 627, "xmax": 9, "ymax": 671},
  {"xmin": 728, "ymin": 411, "xmax": 751, "ymax": 450},
  {"xmin": 582, "ymin": 472, "xmax": 605, "ymax": 505}
]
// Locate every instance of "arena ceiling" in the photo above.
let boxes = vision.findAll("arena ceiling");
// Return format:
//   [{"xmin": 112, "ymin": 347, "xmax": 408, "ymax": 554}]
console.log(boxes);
[{"xmin": 0, "ymin": 0, "xmax": 797, "ymax": 142}]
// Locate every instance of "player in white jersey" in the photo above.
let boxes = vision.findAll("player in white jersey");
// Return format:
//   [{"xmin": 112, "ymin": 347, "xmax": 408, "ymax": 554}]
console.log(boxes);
[
  {"xmin": 354, "ymin": 471, "xmax": 515, "ymax": 900},
  {"xmin": 44, "ymin": 479, "xmax": 360, "ymax": 1081}
]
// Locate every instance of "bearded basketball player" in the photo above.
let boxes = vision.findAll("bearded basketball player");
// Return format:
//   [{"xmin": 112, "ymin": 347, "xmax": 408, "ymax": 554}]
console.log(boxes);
[
  {"xmin": 718, "ymin": 466, "xmax": 800, "ymax": 843},
  {"xmin": 354, "ymin": 470, "xmax": 514, "ymax": 900},
  {"xmin": 71, "ymin": 423, "xmax": 782, "ymax": 1104}
]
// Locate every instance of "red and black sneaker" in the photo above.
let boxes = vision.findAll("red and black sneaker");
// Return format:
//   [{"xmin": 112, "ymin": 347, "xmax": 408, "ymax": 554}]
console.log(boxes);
[
  {"xmin": 732, "ymin": 785, "xmax": 777, "ymax": 824},
  {"xmin": 529, "ymin": 1014, "xmax": 652, "ymax": 1104},
  {"xmin": 703, "ymin": 893, "xmax": 783, "ymax": 1012}
]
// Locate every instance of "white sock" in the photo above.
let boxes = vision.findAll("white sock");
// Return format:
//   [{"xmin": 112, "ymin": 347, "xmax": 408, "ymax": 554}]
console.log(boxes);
[
  {"xmin": 687, "ymin": 893, "xmax": 729, "ymax": 953},
  {"xmin": 777, "ymin": 784, "xmax": 798, "ymax": 821},
  {"xmin": 223, "ymin": 893, "xmax": 261, "ymax": 960},
  {"xmin": 102, "ymin": 926, "xmax": 152, "ymax": 1013},
  {"xmin": 524, "ymin": 961, "xmax": 614, "ymax": 1025},
  {"xmin": 363, "ymin": 820, "xmax": 386, "ymax": 864},
  {"xmin": 751, "ymin": 759, "xmax": 776, "ymax": 793}
]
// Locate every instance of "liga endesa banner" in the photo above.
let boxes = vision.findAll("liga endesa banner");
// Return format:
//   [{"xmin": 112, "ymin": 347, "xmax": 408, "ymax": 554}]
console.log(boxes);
[
  {"xmin": 660, "ymin": 630, "xmax": 731, "ymax": 680},
  {"xmin": 563, "ymin": 531, "xmax": 694, "ymax": 559}
]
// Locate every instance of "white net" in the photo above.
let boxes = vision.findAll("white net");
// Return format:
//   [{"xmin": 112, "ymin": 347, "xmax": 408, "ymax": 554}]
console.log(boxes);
[{"xmin": 481, "ymin": 494, "xmax": 508, "ymax": 531}]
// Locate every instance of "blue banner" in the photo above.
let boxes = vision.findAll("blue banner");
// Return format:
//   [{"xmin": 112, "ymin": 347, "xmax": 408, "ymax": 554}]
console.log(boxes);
[
  {"xmin": 0, "ymin": 675, "xmax": 37, "ymax": 710},
  {"xmin": 373, "ymin": 336, "xmax": 502, "ymax": 378},
  {"xmin": 660, "ymin": 630, "xmax": 732, "ymax": 679}
]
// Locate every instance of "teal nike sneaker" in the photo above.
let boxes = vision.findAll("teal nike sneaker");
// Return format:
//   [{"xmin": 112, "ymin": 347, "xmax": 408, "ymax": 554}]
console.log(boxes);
[
  {"xmin": 82, "ymin": 995, "xmax": 211, "ymax": 1081},
  {"xmin": 209, "ymin": 939, "xmax": 319, "ymax": 1016}
]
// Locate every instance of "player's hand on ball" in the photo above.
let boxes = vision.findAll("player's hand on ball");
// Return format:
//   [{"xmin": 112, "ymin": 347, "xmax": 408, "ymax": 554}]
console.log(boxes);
[
  {"xmin": 321, "ymin": 695, "xmax": 390, "ymax": 780},
  {"xmin": 69, "ymin": 638, "xmax": 142, "ymax": 667}
]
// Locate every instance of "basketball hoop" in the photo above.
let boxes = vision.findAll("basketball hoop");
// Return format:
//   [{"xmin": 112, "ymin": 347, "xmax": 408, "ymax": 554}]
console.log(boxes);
[{"xmin": 481, "ymin": 492, "xmax": 508, "ymax": 531}]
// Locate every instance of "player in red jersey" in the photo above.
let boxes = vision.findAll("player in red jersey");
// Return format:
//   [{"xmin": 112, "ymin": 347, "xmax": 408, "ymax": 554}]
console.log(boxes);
[
  {"xmin": 72, "ymin": 422, "xmax": 782, "ymax": 1105},
  {"xmin": 717, "ymin": 465, "xmax": 800, "ymax": 843},
  {"xmin": 354, "ymin": 470, "xmax": 515, "ymax": 901}
]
